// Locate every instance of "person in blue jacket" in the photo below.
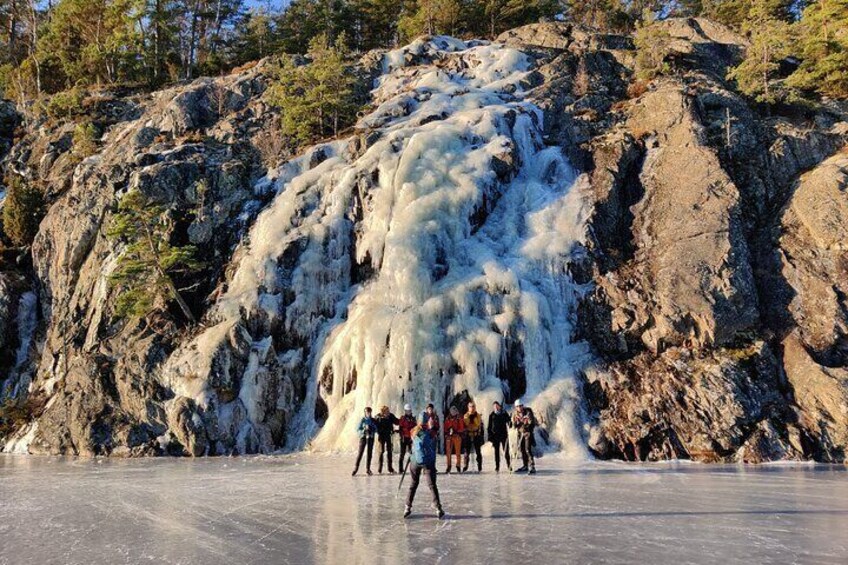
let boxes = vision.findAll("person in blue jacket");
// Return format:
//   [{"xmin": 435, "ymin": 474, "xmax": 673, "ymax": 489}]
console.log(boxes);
[
  {"xmin": 352, "ymin": 407, "xmax": 377, "ymax": 476},
  {"xmin": 404, "ymin": 424, "xmax": 445, "ymax": 519}
]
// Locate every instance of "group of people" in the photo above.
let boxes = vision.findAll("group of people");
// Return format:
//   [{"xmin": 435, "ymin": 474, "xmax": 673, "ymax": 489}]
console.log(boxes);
[{"xmin": 351, "ymin": 399, "xmax": 539, "ymax": 519}]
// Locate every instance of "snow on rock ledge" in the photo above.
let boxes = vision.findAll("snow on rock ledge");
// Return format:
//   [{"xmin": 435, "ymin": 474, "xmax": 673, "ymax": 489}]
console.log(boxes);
[{"xmin": 162, "ymin": 37, "xmax": 594, "ymax": 456}]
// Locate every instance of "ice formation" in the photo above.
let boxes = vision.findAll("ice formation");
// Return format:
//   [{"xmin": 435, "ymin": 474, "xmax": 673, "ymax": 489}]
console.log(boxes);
[
  {"xmin": 1, "ymin": 291, "xmax": 37, "ymax": 400},
  {"xmin": 163, "ymin": 36, "xmax": 594, "ymax": 457}
]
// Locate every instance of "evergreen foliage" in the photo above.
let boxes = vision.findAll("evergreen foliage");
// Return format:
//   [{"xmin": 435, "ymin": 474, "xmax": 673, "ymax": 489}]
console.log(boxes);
[
  {"xmin": 266, "ymin": 33, "xmax": 359, "ymax": 146},
  {"xmin": 787, "ymin": 0, "xmax": 848, "ymax": 99},
  {"xmin": 726, "ymin": 0, "xmax": 794, "ymax": 103},
  {"xmin": 634, "ymin": 10, "xmax": 673, "ymax": 80},
  {"xmin": 0, "ymin": 0, "xmax": 845, "ymax": 106},
  {"xmin": 107, "ymin": 189, "xmax": 200, "ymax": 323},
  {"xmin": 72, "ymin": 122, "xmax": 100, "ymax": 160},
  {"xmin": 1, "ymin": 176, "xmax": 44, "ymax": 248}
]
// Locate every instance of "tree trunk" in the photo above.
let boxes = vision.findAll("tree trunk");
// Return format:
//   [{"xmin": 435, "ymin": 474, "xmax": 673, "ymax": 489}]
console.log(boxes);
[
  {"xmin": 141, "ymin": 222, "xmax": 197, "ymax": 324},
  {"xmin": 187, "ymin": 0, "xmax": 202, "ymax": 79},
  {"xmin": 7, "ymin": 0, "xmax": 18, "ymax": 57},
  {"xmin": 27, "ymin": 0, "xmax": 40, "ymax": 95}
]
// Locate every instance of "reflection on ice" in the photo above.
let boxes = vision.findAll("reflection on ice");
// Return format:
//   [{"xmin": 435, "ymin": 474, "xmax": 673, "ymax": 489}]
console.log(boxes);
[{"xmin": 2, "ymin": 454, "xmax": 848, "ymax": 564}]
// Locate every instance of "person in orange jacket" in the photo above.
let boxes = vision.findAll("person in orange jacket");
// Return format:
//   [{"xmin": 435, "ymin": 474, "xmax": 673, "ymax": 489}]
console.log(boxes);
[
  {"xmin": 462, "ymin": 401, "xmax": 484, "ymax": 472},
  {"xmin": 443, "ymin": 405, "xmax": 465, "ymax": 473}
]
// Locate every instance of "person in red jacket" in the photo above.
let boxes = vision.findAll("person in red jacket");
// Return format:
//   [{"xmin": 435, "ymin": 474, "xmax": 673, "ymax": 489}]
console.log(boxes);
[
  {"xmin": 443, "ymin": 406, "xmax": 466, "ymax": 473},
  {"xmin": 397, "ymin": 404, "xmax": 417, "ymax": 471}
]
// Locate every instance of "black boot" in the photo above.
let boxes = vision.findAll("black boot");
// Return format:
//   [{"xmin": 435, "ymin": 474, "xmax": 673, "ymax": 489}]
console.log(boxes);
[
  {"xmin": 436, "ymin": 507, "xmax": 445, "ymax": 519},
  {"xmin": 403, "ymin": 506, "xmax": 412, "ymax": 519},
  {"xmin": 352, "ymin": 468, "xmax": 358, "ymax": 476},
  {"xmin": 528, "ymin": 467, "xmax": 536, "ymax": 475}
]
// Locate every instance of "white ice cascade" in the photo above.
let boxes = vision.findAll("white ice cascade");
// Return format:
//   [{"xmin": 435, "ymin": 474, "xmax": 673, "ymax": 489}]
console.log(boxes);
[{"xmin": 165, "ymin": 37, "xmax": 594, "ymax": 458}]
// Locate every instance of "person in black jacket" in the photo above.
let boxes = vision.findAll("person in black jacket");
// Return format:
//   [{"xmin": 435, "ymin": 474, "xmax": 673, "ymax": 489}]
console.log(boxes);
[
  {"xmin": 375, "ymin": 405, "xmax": 399, "ymax": 474},
  {"xmin": 487, "ymin": 401, "xmax": 512, "ymax": 472}
]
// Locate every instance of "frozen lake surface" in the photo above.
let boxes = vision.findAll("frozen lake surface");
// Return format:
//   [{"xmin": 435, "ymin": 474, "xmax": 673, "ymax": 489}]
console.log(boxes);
[{"xmin": 2, "ymin": 453, "xmax": 847, "ymax": 564}]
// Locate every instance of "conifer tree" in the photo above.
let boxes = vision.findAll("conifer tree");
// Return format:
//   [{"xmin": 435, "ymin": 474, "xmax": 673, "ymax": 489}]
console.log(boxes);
[
  {"xmin": 36, "ymin": 0, "xmax": 144, "ymax": 88},
  {"xmin": 1, "ymin": 176, "xmax": 44, "ymax": 248},
  {"xmin": 726, "ymin": 0, "xmax": 793, "ymax": 103},
  {"xmin": 266, "ymin": 33, "xmax": 359, "ymax": 146},
  {"xmin": 787, "ymin": 0, "xmax": 848, "ymax": 99},
  {"xmin": 634, "ymin": 9, "xmax": 673, "ymax": 79},
  {"xmin": 107, "ymin": 189, "xmax": 200, "ymax": 323}
]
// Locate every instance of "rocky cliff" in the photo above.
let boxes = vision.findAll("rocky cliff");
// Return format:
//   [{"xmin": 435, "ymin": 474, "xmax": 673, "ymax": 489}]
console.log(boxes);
[{"xmin": 1, "ymin": 19, "xmax": 846, "ymax": 461}]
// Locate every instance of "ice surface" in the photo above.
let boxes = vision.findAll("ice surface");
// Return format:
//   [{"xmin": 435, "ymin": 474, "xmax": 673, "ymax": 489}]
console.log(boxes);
[
  {"xmin": 162, "ymin": 37, "xmax": 594, "ymax": 455},
  {"xmin": 2, "ymin": 453, "xmax": 848, "ymax": 564}
]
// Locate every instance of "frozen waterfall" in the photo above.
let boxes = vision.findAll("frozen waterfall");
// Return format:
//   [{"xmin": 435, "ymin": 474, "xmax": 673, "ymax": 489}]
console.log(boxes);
[{"xmin": 164, "ymin": 36, "xmax": 594, "ymax": 457}]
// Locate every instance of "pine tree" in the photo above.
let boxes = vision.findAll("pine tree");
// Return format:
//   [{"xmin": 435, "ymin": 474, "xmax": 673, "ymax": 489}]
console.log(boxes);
[
  {"xmin": 277, "ymin": 0, "xmax": 353, "ymax": 54},
  {"xmin": 562, "ymin": 0, "xmax": 630, "ymax": 32},
  {"xmin": 107, "ymin": 189, "xmax": 200, "ymax": 323},
  {"xmin": 1, "ymin": 176, "xmax": 44, "ymax": 247},
  {"xmin": 787, "ymin": 0, "xmax": 848, "ymax": 99},
  {"xmin": 35, "ymin": 0, "xmax": 144, "ymax": 88},
  {"xmin": 266, "ymin": 33, "xmax": 359, "ymax": 146},
  {"xmin": 634, "ymin": 9, "xmax": 673, "ymax": 80},
  {"xmin": 702, "ymin": 0, "xmax": 794, "ymax": 31},
  {"xmin": 726, "ymin": 0, "xmax": 794, "ymax": 103}
]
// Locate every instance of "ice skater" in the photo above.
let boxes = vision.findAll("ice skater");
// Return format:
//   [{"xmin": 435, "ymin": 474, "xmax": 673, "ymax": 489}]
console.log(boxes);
[
  {"xmin": 462, "ymin": 401, "xmax": 484, "ymax": 472},
  {"xmin": 397, "ymin": 404, "xmax": 417, "ymax": 471},
  {"xmin": 487, "ymin": 400, "xmax": 512, "ymax": 472},
  {"xmin": 403, "ymin": 424, "xmax": 445, "ymax": 519},
  {"xmin": 512, "ymin": 399, "xmax": 537, "ymax": 474},
  {"xmin": 375, "ymin": 405, "xmax": 399, "ymax": 474},
  {"xmin": 352, "ymin": 407, "xmax": 377, "ymax": 476}
]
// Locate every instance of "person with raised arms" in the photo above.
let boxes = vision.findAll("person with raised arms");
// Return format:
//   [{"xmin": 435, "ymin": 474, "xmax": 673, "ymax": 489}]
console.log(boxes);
[{"xmin": 403, "ymin": 424, "xmax": 445, "ymax": 520}]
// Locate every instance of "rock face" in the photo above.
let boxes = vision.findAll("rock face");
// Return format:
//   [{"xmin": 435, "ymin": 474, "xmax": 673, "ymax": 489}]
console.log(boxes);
[
  {"xmin": 500, "ymin": 19, "xmax": 848, "ymax": 462},
  {"xmin": 779, "ymin": 152, "xmax": 848, "ymax": 365},
  {"xmin": 1, "ymin": 20, "xmax": 847, "ymax": 461}
]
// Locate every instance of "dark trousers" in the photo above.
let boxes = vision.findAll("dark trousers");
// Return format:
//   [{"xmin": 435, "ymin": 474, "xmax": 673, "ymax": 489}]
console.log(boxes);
[
  {"xmin": 492, "ymin": 437, "xmax": 511, "ymax": 470},
  {"xmin": 354, "ymin": 436, "xmax": 374, "ymax": 472},
  {"xmin": 405, "ymin": 462, "xmax": 441, "ymax": 509},
  {"xmin": 377, "ymin": 436, "xmax": 394, "ymax": 473},
  {"xmin": 519, "ymin": 433, "xmax": 535, "ymax": 470},
  {"xmin": 398, "ymin": 438, "xmax": 412, "ymax": 471},
  {"xmin": 463, "ymin": 435, "xmax": 483, "ymax": 471}
]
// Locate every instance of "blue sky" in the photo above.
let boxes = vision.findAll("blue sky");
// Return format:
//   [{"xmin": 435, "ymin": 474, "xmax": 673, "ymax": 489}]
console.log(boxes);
[{"xmin": 246, "ymin": 0, "xmax": 290, "ymax": 9}]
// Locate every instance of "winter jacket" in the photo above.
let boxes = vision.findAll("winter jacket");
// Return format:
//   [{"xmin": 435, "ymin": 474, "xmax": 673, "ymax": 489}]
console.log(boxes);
[
  {"xmin": 357, "ymin": 416, "xmax": 377, "ymax": 439},
  {"xmin": 411, "ymin": 428, "xmax": 437, "ymax": 467},
  {"xmin": 374, "ymin": 412, "xmax": 399, "ymax": 440},
  {"xmin": 464, "ymin": 412, "xmax": 483, "ymax": 439},
  {"xmin": 398, "ymin": 414, "xmax": 417, "ymax": 441},
  {"xmin": 487, "ymin": 409, "xmax": 510, "ymax": 442},
  {"xmin": 444, "ymin": 415, "xmax": 466, "ymax": 439},
  {"xmin": 420, "ymin": 411, "xmax": 440, "ymax": 438},
  {"xmin": 512, "ymin": 408, "xmax": 536, "ymax": 440}
]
